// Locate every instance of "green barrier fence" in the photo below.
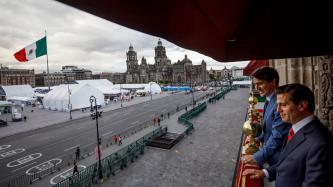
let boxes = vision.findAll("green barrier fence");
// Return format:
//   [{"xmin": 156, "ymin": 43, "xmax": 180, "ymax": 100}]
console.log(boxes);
[
  {"xmin": 54, "ymin": 127, "xmax": 163, "ymax": 187},
  {"xmin": 178, "ymin": 102, "xmax": 207, "ymax": 134},
  {"xmin": 209, "ymin": 87, "xmax": 233, "ymax": 103}
]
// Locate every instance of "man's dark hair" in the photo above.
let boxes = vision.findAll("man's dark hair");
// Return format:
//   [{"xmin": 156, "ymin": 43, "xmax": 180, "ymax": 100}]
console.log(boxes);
[
  {"xmin": 251, "ymin": 67, "xmax": 279, "ymax": 86},
  {"xmin": 276, "ymin": 83, "xmax": 315, "ymax": 113}
]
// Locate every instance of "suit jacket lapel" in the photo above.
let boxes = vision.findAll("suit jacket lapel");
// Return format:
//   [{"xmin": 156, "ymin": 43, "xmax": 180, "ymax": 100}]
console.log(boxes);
[
  {"xmin": 278, "ymin": 120, "xmax": 316, "ymax": 164},
  {"xmin": 264, "ymin": 95, "xmax": 276, "ymax": 123}
]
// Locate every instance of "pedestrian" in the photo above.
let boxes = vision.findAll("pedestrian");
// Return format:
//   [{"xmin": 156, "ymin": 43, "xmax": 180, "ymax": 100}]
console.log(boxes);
[
  {"xmin": 73, "ymin": 160, "xmax": 79, "ymax": 175},
  {"xmin": 176, "ymin": 106, "xmax": 179, "ymax": 112},
  {"xmin": 157, "ymin": 118, "xmax": 161, "ymax": 126},
  {"xmin": 167, "ymin": 112, "xmax": 170, "ymax": 119},
  {"xmin": 113, "ymin": 135, "xmax": 117, "ymax": 144},
  {"xmin": 75, "ymin": 146, "xmax": 80, "ymax": 160},
  {"xmin": 185, "ymin": 106, "xmax": 187, "ymax": 112},
  {"xmin": 161, "ymin": 114, "xmax": 164, "ymax": 120},
  {"xmin": 21, "ymin": 103, "xmax": 24, "ymax": 111},
  {"xmin": 162, "ymin": 127, "xmax": 168, "ymax": 138},
  {"xmin": 243, "ymin": 83, "xmax": 333, "ymax": 187},
  {"xmin": 118, "ymin": 136, "xmax": 122, "ymax": 145},
  {"xmin": 153, "ymin": 117, "xmax": 156, "ymax": 126}
]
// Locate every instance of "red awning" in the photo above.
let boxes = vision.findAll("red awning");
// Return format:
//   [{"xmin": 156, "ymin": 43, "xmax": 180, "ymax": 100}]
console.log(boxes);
[
  {"xmin": 243, "ymin": 60, "xmax": 269, "ymax": 76},
  {"xmin": 55, "ymin": 0, "xmax": 333, "ymax": 62}
]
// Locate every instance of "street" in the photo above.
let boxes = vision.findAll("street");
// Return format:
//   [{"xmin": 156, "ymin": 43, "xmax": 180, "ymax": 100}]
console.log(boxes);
[{"xmin": 0, "ymin": 91, "xmax": 206, "ymax": 184}]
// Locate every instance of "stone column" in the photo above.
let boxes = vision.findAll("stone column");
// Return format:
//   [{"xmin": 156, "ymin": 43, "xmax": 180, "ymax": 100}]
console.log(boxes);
[{"xmin": 317, "ymin": 56, "xmax": 333, "ymax": 131}]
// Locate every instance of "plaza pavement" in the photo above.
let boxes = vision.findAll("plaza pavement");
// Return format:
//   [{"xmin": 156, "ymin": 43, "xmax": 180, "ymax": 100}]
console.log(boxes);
[
  {"xmin": 0, "ymin": 93, "xmax": 169, "ymax": 139},
  {"xmin": 4, "ymin": 88, "xmax": 249, "ymax": 187},
  {"xmin": 30, "ymin": 92, "xmax": 193, "ymax": 187},
  {"xmin": 94, "ymin": 88, "xmax": 249, "ymax": 187}
]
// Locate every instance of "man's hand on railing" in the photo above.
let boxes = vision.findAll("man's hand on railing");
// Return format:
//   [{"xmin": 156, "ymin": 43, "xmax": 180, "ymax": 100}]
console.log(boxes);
[
  {"xmin": 242, "ymin": 169, "xmax": 265, "ymax": 180},
  {"xmin": 241, "ymin": 155, "xmax": 257, "ymax": 165}
]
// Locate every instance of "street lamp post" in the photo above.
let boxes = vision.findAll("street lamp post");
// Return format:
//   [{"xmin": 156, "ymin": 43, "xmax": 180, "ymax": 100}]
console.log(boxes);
[
  {"xmin": 67, "ymin": 82, "xmax": 72, "ymax": 120},
  {"xmin": 190, "ymin": 77, "xmax": 195, "ymax": 108},
  {"xmin": 90, "ymin": 96, "xmax": 103, "ymax": 180},
  {"xmin": 149, "ymin": 83, "xmax": 152, "ymax": 101},
  {"xmin": 120, "ymin": 83, "xmax": 123, "ymax": 108}
]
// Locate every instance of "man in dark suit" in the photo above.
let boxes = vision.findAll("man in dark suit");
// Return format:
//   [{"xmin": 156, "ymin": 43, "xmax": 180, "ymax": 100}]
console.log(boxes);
[
  {"xmin": 242, "ymin": 67, "xmax": 291, "ymax": 166},
  {"xmin": 243, "ymin": 83, "xmax": 333, "ymax": 187}
]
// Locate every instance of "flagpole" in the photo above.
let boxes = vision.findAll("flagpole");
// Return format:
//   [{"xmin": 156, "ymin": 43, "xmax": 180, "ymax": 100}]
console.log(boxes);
[{"xmin": 45, "ymin": 30, "xmax": 51, "ymax": 91}]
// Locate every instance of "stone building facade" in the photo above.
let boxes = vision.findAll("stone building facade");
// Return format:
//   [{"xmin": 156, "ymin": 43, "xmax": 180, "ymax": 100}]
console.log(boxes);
[
  {"xmin": 35, "ymin": 72, "xmax": 66, "ymax": 87},
  {"xmin": 0, "ymin": 66, "xmax": 35, "ymax": 87},
  {"xmin": 61, "ymin": 66, "xmax": 92, "ymax": 82},
  {"xmin": 270, "ymin": 56, "xmax": 333, "ymax": 132},
  {"xmin": 92, "ymin": 72, "xmax": 112, "ymax": 81},
  {"xmin": 221, "ymin": 67, "xmax": 232, "ymax": 81},
  {"xmin": 125, "ymin": 40, "xmax": 207, "ymax": 84}
]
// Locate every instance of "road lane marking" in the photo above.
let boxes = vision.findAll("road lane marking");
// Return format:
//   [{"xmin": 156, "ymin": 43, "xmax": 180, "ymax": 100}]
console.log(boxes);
[
  {"xmin": 12, "ymin": 162, "xmax": 36, "ymax": 173},
  {"xmin": 27, "ymin": 134, "xmax": 38, "ymax": 138},
  {"xmin": 7, "ymin": 153, "xmax": 42, "ymax": 167},
  {"xmin": 85, "ymin": 143, "xmax": 94, "ymax": 147},
  {"xmin": 76, "ymin": 126, "xmax": 85, "ymax": 130},
  {"xmin": 102, "ymin": 131, "xmax": 113, "ymax": 137},
  {"xmin": 50, "ymin": 165, "xmax": 86, "ymax": 185},
  {"xmin": 0, "ymin": 148, "xmax": 25, "ymax": 160},
  {"xmin": 0, "ymin": 145, "xmax": 11, "ymax": 152},
  {"xmin": 26, "ymin": 158, "xmax": 62, "ymax": 175},
  {"xmin": 130, "ymin": 120, "xmax": 139, "ymax": 125},
  {"xmin": 64, "ymin": 145, "xmax": 80, "ymax": 152}
]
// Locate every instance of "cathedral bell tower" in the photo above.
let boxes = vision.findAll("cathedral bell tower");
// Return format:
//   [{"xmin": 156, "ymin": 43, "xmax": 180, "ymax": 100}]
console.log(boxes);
[
  {"xmin": 126, "ymin": 44, "xmax": 138, "ymax": 73},
  {"xmin": 154, "ymin": 39, "xmax": 171, "ymax": 66}
]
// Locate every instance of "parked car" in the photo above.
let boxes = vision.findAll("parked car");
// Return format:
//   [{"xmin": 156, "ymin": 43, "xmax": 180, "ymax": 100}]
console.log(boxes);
[{"xmin": 12, "ymin": 112, "xmax": 22, "ymax": 122}]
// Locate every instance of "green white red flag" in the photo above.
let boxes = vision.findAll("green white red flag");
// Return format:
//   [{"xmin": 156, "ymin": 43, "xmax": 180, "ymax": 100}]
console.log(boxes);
[{"xmin": 13, "ymin": 37, "xmax": 47, "ymax": 62}]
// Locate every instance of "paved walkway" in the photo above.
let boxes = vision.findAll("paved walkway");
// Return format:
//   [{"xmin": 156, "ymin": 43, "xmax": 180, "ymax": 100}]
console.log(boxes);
[
  {"xmin": 95, "ymin": 88, "xmax": 249, "ymax": 187},
  {"xmin": 31, "ymin": 93, "xmax": 191, "ymax": 187},
  {"xmin": 0, "ymin": 93, "xmax": 169, "ymax": 139}
]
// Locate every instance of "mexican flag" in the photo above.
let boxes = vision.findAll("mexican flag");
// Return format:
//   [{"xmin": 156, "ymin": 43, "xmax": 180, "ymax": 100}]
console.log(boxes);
[{"xmin": 13, "ymin": 37, "xmax": 47, "ymax": 62}]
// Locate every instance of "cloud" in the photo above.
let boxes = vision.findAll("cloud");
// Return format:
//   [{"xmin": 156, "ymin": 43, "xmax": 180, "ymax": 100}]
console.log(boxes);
[{"xmin": 0, "ymin": 0, "xmax": 249, "ymax": 73}]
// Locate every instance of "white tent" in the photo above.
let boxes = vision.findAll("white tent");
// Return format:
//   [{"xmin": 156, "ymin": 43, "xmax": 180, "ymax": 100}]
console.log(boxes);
[
  {"xmin": 1, "ymin": 85, "xmax": 34, "ymax": 99},
  {"xmin": 232, "ymin": 80, "xmax": 251, "ymax": 86},
  {"xmin": 113, "ymin": 82, "xmax": 161, "ymax": 94},
  {"xmin": 76, "ymin": 79, "xmax": 115, "ymax": 95},
  {"xmin": 43, "ymin": 84, "xmax": 105, "ymax": 111},
  {"xmin": 144, "ymin": 82, "xmax": 162, "ymax": 94}
]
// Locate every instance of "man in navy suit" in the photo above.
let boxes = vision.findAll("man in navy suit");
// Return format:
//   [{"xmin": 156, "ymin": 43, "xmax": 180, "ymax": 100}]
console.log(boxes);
[
  {"xmin": 243, "ymin": 83, "xmax": 333, "ymax": 187},
  {"xmin": 242, "ymin": 67, "xmax": 291, "ymax": 166}
]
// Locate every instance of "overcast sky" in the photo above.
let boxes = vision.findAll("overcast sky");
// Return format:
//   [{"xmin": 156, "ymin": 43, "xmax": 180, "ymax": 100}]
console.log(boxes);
[{"xmin": 0, "ymin": 0, "xmax": 249, "ymax": 74}]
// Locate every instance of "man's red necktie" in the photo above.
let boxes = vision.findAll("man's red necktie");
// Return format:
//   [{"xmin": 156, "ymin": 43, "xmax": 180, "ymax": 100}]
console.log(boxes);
[{"xmin": 287, "ymin": 128, "xmax": 294, "ymax": 141}]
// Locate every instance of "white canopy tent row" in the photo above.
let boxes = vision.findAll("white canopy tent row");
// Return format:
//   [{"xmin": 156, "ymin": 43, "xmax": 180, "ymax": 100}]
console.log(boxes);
[
  {"xmin": 232, "ymin": 80, "xmax": 251, "ymax": 87},
  {"xmin": 113, "ymin": 82, "xmax": 162, "ymax": 94},
  {"xmin": 1, "ymin": 85, "xmax": 35, "ymax": 99},
  {"xmin": 43, "ymin": 84, "xmax": 105, "ymax": 112},
  {"xmin": 76, "ymin": 79, "xmax": 114, "ymax": 94},
  {"xmin": 0, "ymin": 85, "xmax": 36, "ymax": 105},
  {"xmin": 76, "ymin": 79, "xmax": 131, "ymax": 100}
]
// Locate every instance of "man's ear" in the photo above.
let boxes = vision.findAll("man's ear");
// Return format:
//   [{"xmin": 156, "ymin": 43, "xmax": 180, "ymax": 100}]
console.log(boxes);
[
  {"xmin": 270, "ymin": 79, "xmax": 277, "ymax": 86},
  {"xmin": 298, "ymin": 100, "xmax": 308, "ymax": 112}
]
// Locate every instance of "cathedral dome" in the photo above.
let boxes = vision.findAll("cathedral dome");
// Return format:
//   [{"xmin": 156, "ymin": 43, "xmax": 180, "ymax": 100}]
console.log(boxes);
[
  {"xmin": 129, "ymin": 44, "xmax": 134, "ymax": 51},
  {"xmin": 157, "ymin": 39, "xmax": 162, "ymax": 46},
  {"xmin": 181, "ymin": 55, "xmax": 192, "ymax": 64},
  {"xmin": 141, "ymin": 57, "xmax": 147, "ymax": 65}
]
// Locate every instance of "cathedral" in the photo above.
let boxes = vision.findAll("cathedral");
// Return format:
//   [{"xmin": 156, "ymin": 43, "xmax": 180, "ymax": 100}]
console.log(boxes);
[{"xmin": 125, "ymin": 40, "xmax": 207, "ymax": 84}]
